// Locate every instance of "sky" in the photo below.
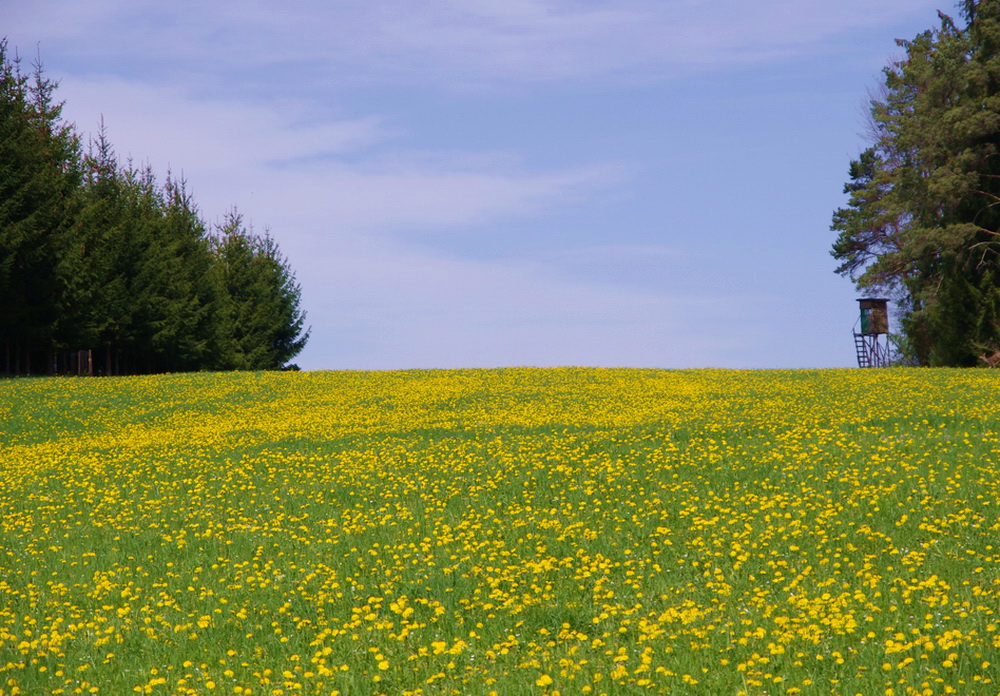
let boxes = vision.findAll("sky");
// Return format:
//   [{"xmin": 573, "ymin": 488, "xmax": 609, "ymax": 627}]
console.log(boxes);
[{"xmin": 5, "ymin": 0, "xmax": 948, "ymax": 371}]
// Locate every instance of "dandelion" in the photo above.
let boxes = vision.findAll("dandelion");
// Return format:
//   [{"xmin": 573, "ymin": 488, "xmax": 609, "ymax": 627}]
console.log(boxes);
[{"xmin": 3, "ymin": 369, "xmax": 1000, "ymax": 695}]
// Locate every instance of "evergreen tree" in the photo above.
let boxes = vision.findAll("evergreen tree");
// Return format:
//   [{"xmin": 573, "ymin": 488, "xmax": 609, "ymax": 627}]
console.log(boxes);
[
  {"xmin": 2, "ymin": 42, "xmax": 309, "ymax": 375},
  {"xmin": 67, "ymin": 130, "xmax": 230, "ymax": 374},
  {"xmin": 0, "ymin": 41, "xmax": 81, "ymax": 373},
  {"xmin": 256, "ymin": 232, "xmax": 309, "ymax": 369},
  {"xmin": 212, "ymin": 210, "xmax": 309, "ymax": 370},
  {"xmin": 832, "ymin": 1, "xmax": 1000, "ymax": 365},
  {"xmin": 142, "ymin": 173, "xmax": 223, "ymax": 372},
  {"xmin": 59, "ymin": 122, "xmax": 136, "ymax": 373}
]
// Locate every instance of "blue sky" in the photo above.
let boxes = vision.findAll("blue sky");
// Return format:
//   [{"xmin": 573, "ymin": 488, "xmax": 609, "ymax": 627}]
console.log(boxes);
[{"xmin": 7, "ymin": 0, "xmax": 945, "ymax": 370}]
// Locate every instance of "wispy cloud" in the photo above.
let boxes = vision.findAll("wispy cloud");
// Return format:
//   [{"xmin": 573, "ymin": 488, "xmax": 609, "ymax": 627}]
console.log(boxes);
[
  {"xmin": 549, "ymin": 244, "xmax": 680, "ymax": 264},
  {"xmin": 310, "ymin": 0, "xmax": 940, "ymax": 83},
  {"xmin": 6, "ymin": 0, "xmax": 923, "ymax": 369},
  {"xmin": 10, "ymin": 0, "xmax": 940, "ymax": 89},
  {"xmin": 56, "ymin": 73, "xmax": 623, "ymax": 240},
  {"xmin": 58, "ymin": 77, "xmax": 385, "ymax": 170},
  {"xmin": 48, "ymin": 72, "xmax": 644, "ymax": 369},
  {"xmin": 265, "ymin": 156, "xmax": 623, "ymax": 234}
]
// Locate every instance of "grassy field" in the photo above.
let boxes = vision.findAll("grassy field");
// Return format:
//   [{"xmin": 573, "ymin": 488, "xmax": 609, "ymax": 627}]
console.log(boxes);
[{"xmin": 1, "ymin": 368, "xmax": 999, "ymax": 696}]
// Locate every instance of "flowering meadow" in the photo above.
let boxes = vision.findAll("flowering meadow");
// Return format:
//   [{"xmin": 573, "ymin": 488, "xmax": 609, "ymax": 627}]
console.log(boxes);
[{"xmin": 1, "ymin": 368, "xmax": 1000, "ymax": 696}]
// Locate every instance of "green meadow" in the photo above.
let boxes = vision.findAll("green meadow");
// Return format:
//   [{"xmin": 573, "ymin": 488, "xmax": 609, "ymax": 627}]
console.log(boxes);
[{"xmin": 1, "ymin": 368, "xmax": 999, "ymax": 696}]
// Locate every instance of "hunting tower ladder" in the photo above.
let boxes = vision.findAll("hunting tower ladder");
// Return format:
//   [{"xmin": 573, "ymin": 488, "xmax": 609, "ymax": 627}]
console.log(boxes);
[{"xmin": 853, "ymin": 298, "xmax": 890, "ymax": 368}]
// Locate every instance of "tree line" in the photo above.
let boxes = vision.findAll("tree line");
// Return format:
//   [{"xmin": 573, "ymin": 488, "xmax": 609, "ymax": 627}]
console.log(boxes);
[
  {"xmin": 1, "ymin": 41, "xmax": 308, "ymax": 375},
  {"xmin": 831, "ymin": 0, "xmax": 1000, "ymax": 366}
]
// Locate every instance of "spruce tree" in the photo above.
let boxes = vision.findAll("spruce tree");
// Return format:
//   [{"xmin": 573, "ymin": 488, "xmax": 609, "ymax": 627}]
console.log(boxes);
[
  {"xmin": 144, "ymin": 173, "xmax": 223, "ymax": 372},
  {"xmin": 212, "ymin": 210, "xmax": 308, "ymax": 370},
  {"xmin": 59, "ymin": 122, "xmax": 136, "ymax": 373},
  {"xmin": 2, "ymin": 42, "xmax": 309, "ymax": 374},
  {"xmin": 256, "ymin": 232, "xmax": 309, "ymax": 369},
  {"xmin": 0, "ymin": 41, "xmax": 81, "ymax": 373}
]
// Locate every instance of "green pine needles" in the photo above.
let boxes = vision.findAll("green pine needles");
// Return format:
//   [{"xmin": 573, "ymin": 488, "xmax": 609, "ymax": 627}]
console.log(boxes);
[
  {"xmin": 832, "ymin": 0, "xmax": 1000, "ymax": 366},
  {"xmin": 0, "ymin": 40, "xmax": 308, "ymax": 375}
]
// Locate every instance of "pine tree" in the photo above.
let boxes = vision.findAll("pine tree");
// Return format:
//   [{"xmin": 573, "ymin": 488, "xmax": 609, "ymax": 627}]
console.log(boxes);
[
  {"xmin": 143, "ymin": 173, "xmax": 223, "ymax": 372},
  {"xmin": 212, "ymin": 210, "xmax": 309, "ymax": 370},
  {"xmin": 2, "ymin": 43, "xmax": 309, "ymax": 375},
  {"xmin": 59, "ymin": 121, "xmax": 133, "ymax": 373},
  {"xmin": 256, "ymin": 232, "xmax": 309, "ymax": 369},
  {"xmin": 832, "ymin": 1, "xmax": 1000, "ymax": 365},
  {"xmin": 0, "ymin": 41, "xmax": 81, "ymax": 373}
]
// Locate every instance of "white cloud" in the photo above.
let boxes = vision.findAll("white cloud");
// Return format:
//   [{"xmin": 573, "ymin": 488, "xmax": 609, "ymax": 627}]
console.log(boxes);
[
  {"xmin": 55, "ymin": 75, "xmax": 622, "ymax": 237},
  {"xmin": 256, "ymin": 0, "xmax": 943, "ymax": 84},
  {"xmin": 264, "ymin": 157, "xmax": 622, "ymax": 234},
  {"xmin": 58, "ymin": 77, "xmax": 385, "ymax": 174},
  {"xmin": 10, "ymin": 0, "xmax": 941, "ymax": 88},
  {"xmin": 5, "ymin": 0, "xmax": 904, "ymax": 370},
  {"xmin": 549, "ymin": 244, "xmax": 680, "ymax": 264},
  {"xmin": 52, "ymin": 73, "xmax": 640, "ymax": 370}
]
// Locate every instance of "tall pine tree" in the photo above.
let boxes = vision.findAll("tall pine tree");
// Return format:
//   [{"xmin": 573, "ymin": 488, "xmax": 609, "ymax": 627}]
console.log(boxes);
[
  {"xmin": 59, "ymin": 122, "xmax": 140, "ymax": 374},
  {"xmin": 2, "ymin": 42, "xmax": 310, "ymax": 374},
  {"xmin": 212, "ymin": 210, "xmax": 308, "ymax": 371},
  {"xmin": 142, "ymin": 173, "xmax": 223, "ymax": 372},
  {"xmin": 832, "ymin": 1, "xmax": 1000, "ymax": 365},
  {"xmin": 0, "ymin": 41, "xmax": 81, "ymax": 373}
]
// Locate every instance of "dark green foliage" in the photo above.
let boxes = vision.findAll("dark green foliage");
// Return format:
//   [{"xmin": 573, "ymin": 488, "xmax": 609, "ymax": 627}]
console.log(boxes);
[
  {"xmin": 831, "ymin": 1, "xmax": 1000, "ymax": 365},
  {"xmin": 212, "ymin": 210, "xmax": 309, "ymax": 371},
  {"xmin": 139, "ymin": 174, "xmax": 225, "ymax": 373},
  {"xmin": 0, "ymin": 40, "xmax": 81, "ymax": 373},
  {"xmin": 61, "ymin": 127, "xmax": 157, "ymax": 373},
  {"xmin": 0, "ymin": 42, "xmax": 308, "ymax": 374}
]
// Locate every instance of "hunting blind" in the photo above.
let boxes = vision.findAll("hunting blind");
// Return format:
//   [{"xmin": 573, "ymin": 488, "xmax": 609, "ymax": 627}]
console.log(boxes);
[{"xmin": 853, "ymin": 298, "xmax": 890, "ymax": 367}]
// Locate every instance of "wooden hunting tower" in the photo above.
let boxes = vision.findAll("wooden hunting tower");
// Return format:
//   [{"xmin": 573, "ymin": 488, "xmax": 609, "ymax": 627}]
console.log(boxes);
[{"xmin": 853, "ymin": 298, "xmax": 890, "ymax": 367}]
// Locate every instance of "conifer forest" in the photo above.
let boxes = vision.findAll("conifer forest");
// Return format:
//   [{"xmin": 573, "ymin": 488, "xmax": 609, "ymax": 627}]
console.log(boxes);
[{"xmin": 0, "ymin": 41, "xmax": 309, "ymax": 376}]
